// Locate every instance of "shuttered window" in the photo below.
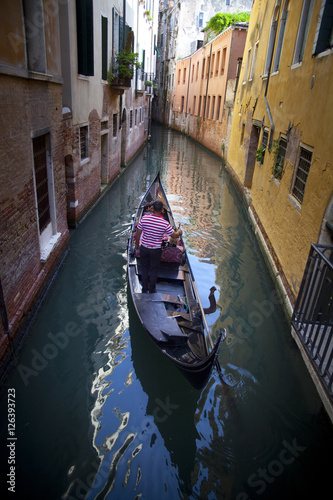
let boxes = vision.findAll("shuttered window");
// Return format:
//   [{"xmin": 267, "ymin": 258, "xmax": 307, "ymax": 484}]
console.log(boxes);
[
  {"xmin": 76, "ymin": 0, "xmax": 94, "ymax": 76},
  {"xmin": 33, "ymin": 135, "xmax": 51, "ymax": 233},
  {"xmin": 101, "ymin": 16, "xmax": 108, "ymax": 81}
]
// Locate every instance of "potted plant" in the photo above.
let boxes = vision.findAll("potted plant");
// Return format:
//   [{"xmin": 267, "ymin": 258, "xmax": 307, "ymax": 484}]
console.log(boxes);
[{"xmin": 115, "ymin": 30, "xmax": 140, "ymax": 85}]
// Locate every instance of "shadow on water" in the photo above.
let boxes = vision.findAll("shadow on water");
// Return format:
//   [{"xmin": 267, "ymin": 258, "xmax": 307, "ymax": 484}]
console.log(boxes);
[{"xmin": 0, "ymin": 124, "xmax": 332, "ymax": 500}]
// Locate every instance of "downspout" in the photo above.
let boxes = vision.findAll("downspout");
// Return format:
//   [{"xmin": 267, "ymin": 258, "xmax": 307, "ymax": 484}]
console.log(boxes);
[
  {"xmin": 264, "ymin": 2, "xmax": 282, "ymax": 149},
  {"xmin": 185, "ymin": 57, "xmax": 191, "ymax": 113},
  {"xmin": 0, "ymin": 278, "xmax": 14, "ymax": 355},
  {"xmin": 203, "ymin": 43, "xmax": 212, "ymax": 121}
]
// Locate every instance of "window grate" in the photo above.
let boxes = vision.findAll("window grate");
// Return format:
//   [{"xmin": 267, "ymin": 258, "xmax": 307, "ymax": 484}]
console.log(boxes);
[
  {"xmin": 80, "ymin": 126, "xmax": 88, "ymax": 160},
  {"xmin": 33, "ymin": 135, "xmax": 50, "ymax": 233},
  {"xmin": 273, "ymin": 137, "xmax": 287, "ymax": 180},
  {"xmin": 292, "ymin": 147, "xmax": 312, "ymax": 204}
]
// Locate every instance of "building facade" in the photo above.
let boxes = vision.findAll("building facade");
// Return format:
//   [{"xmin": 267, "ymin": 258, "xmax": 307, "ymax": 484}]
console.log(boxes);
[
  {"xmin": 153, "ymin": 0, "xmax": 252, "ymax": 126},
  {"xmin": 170, "ymin": 22, "xmax": 248, "ymax": 157},
  {"xmin": 0, "ymin": 0, "xmax": 69, "ymax": 361},
  {"xmin": 227, "ymin": 0, "xmax": 333, "ymax": 302},
  {"xmin": 60, "ymin": 0, "xmax": 159, "ymax": 226},
  {"xmin": 0, "ymin": 0, "xmax": 159, "ymax": 366}
]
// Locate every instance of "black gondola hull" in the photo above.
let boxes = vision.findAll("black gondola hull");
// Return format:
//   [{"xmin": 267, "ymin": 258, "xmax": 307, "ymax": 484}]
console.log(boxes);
[{"xmin": 127, "ymin": 173, "xmax": 226, "ymax": 390}]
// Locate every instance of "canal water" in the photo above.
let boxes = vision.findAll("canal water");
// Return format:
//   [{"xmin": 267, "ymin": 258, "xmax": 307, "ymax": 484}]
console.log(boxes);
[{"xmin": 1, "ymin": 124, "xmax": 332, "ymax": 499}]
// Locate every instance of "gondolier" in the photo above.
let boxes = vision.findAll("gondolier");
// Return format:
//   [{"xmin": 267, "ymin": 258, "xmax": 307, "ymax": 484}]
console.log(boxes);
[
  {"xmin": 128, "ymin": 173, "xmax": 226, "ymax": 389},
  {"xmin": 135, "ymin": 200, "xmax": 183, "ymax": 293}
]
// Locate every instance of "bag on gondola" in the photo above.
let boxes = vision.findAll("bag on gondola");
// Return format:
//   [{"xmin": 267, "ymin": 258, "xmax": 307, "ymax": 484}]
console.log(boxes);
[{"xmin": 160, "ymin": 245, "xmax": 183, "ymax": 264}]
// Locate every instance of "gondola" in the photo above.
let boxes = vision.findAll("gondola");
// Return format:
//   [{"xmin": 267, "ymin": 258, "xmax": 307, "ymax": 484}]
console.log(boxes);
[{"xmin": 127, "ymin": 173, "xmax": 226, "ymax": 390}]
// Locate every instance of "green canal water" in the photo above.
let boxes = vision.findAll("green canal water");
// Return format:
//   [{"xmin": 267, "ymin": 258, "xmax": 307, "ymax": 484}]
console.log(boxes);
[{"xmin": 1, "ymin": 124, "xmax": 332, "ymax": 499}]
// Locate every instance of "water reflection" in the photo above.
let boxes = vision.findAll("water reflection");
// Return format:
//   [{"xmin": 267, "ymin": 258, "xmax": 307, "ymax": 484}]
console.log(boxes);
[{"xmin": 0, "ymin": 124, "xmax": 332, "ymax": 500}]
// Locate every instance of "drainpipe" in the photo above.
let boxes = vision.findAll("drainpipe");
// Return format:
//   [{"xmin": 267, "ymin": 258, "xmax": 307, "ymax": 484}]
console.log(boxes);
[
  {"xmin": 185, "ymin": 56, "xmax": 191, "ymax": 113},
  {"xmin": 203, "ymin": 43, "xmax": 212, "ymax": 121},
  {"xmin": 264, "ymin": 2, "xmax": 282, "ymax": 149},
  {"xmin": 0, "ymin": 278, "xmax": 14, "ymax": 355}
]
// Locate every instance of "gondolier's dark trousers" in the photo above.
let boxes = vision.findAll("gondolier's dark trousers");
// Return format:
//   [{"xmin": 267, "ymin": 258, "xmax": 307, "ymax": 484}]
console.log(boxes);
[{"xmin": 140, "ymin": 245, "xmax": 162, "ymax": 293}]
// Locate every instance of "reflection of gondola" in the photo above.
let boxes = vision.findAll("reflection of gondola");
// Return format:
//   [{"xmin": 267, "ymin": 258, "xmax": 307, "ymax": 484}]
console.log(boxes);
[{"xmin": 127, "ymin": 172, "xmax": 226, "ymax": 390}]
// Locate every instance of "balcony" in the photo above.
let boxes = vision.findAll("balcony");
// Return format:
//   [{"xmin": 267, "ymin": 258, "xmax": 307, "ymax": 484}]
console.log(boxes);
[{"xmin": 291, "ymin": 244, "xmax": 333, "ymax": 407}]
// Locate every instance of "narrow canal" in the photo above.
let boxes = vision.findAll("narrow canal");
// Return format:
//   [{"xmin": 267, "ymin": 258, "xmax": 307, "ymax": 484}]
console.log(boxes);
[{"xmin": 1, "ymin": 124, "xmax": 332, "ymax": 499}]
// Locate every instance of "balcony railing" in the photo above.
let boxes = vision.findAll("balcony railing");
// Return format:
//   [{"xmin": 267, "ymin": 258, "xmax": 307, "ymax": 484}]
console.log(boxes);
[{"xmin": 291, "ymin": 244, "xmax": 333, "ymax": 402}]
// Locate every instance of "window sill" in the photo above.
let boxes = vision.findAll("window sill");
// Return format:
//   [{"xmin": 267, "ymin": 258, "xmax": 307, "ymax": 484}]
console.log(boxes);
[
  {"xmin": 80, "ymin": 157, "xmax": 90, "ymax": 167},
  {"xmin": 316, "ymin": 47, "xmax": 333, "ymax": 59},
  {"xmin": 291, "ymin": 62, "xmax": 302, "ymax": 70},
  {"xmin": 271, "ymin": 176, "xmax": 280, "ymax": 186},
  {"xmin": 288, "ymin": 194, "xmax": 301, "ymax": 212},
  {"xmin": 40, "ymin": 232, "xmax": 61, "ymax": 263}
]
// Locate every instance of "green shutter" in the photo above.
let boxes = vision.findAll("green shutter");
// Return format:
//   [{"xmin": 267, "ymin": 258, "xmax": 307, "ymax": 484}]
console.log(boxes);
[
  {"xmin": 75, "ymin": 0, "xmax": 94, "ymax": 76},
  {"xmin": 102, "ymin": 16, "xmax": 108, "ymax": 80}
]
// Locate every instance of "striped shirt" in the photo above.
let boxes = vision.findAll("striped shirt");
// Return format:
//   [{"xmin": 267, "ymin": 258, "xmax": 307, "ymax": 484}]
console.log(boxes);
[{"xmin": 137, "ymin": 213, "xmax": 174, "ymax": 248}]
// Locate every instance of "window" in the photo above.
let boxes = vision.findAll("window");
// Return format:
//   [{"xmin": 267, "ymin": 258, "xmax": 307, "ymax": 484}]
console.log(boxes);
[
  {"xmin": 23, "ymin": 0, "xmax": 46, "ymax": 73},
  {"xmin": 293, "ymin": 0, "xmax": 315, "ymax": 64},
  {"xmin": 272, "ymin": 136, "xmax": 288, "ymax": 180},
  {"xmin": 211, "ymin": 96, "xmax": 215, "ymax": 119},
  {"xmin": 292, "ymin": 146, "xmax": 313, "ymax": 204},
  {"xmin": 33, "ymin": 135, "xmax": 51, "ymax": 234},
  {"xmin": 216, "ymin": 95, "xmax": 221, "ymax": 121},
  {"xmin": 206, "ymin": 96, "xmax": 210, "ymax": 118},
  {"xmin": 211, "ymin": 53, "xmax": 215, "ymax": 78},
  {"xmin": 130, "ymin": 110, "xmax": 133, "ymax": 128},
  {"xmin": 76, "ymin": 0, "xmax": 94, "ymax": 76},
  {"xmin": 196, "ymin": 62, "xmax": 199, "ymax": 81},
  {"xmin": 221, "ymin": 47, "xmax": 227, "ymax": 75},
  {"xmin": 206, "ymin": 56, "xmax": 210, "ymax": 78},
  {"xmin": 202, "ymin": 59, "xmax": 205, "ymax": 80},
  {"xmin": 215, "ymin": 51, "xmax": 220, "ymax": 77},
  {"xmin": 135, "ymin": 109, "xmax": 137, "ymax": 126},
  {"xmin": 240, "ymin": 122, "xmax": 245, "ymax": 146},
  {"xmin": 250, "ymin": 41, "xmax": 259, "ymax": 80},
  {"xmin": 80, "ymin": 126, "xmax": 89, "ymax": 161},
  {"xmin": 183, "ymin": 67, "xmax": 186, "ymax": 84},
  {"xmin": 198, "ymin": 96, "xmax": 202, "ymax": 116},
  {"xmin": 258, "ymin": 129, "xmax": 269, "ymax": 163},
  {"xmin": 193, "ymin": 96, "xmax": 197, "ymax": 115},
  {"xmin": 264, "ymin": 1, "xmax": 280, "ymax": 75},
  {"xmin": 113, "ymin": 114, "xmax": 117, "ymax": 136},
  {"xmin": 273, "ymin": 1, "xmax": 289, "ymax": 72},
  {"xmin": 198, "ymin": 12, "xmax": 204, "ymax": 28},
  {"xmin": 243, "ymin": 47, "xmax": 251, "ymax": 83},
  {"xmin": 178, "ymin": 69, "xmax": 181, "ymax": 84},
  {"xmin": 101, "ymin": 15, "xmax": 108, "ymax": 80},
  {"xmin": 312, "ymin": 0, "xmax": 333, "ymax": 55},
  {"xmin": 32, "ymin": 131, "xmax": 59, "ymax": 261},
  {"xmin": 181, "ymin": 96, "xmax": 184, "ymax": 112}
]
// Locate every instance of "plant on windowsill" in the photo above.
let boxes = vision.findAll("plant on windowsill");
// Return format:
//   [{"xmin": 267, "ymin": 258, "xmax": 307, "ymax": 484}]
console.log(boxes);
[
  {"xmin": 108, "ymin": 29, "xmax": 141, "ymax": 88},
  {"xmin": 255, "ymin": 146, "xmax": 266, "ymax": 164},
  {"xmin": 271, "ymin": 139, "xmax": 284, "ymax": 180},
  {"xmin": 145, "ymin": 80, "xmax": 153, "ymax": 87},
  {"xmin": 117, "ymin": 49, "xmax": 140, "ymax": 81}
]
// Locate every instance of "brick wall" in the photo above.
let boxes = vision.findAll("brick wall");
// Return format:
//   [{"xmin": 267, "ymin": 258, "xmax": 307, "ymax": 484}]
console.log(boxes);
[{"xmin": 0, "ymin": 75, "xmax": 69, "ymax": 361}]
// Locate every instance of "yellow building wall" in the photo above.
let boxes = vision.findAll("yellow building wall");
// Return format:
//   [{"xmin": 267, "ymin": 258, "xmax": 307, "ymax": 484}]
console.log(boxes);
[{"xmin": 227, "ymin": 0, "xmax": 333, "ymax": 299}]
